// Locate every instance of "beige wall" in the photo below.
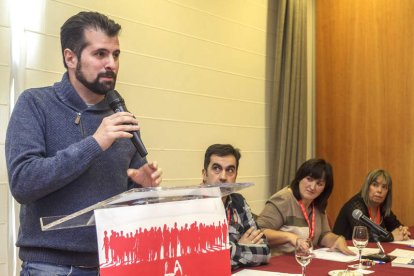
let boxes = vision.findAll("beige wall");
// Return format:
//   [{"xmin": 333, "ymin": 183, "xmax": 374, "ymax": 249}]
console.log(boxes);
[
  {"xmin": 0, "ymin": 0, "xmax": 11, "ymax": 274},
  {"xmin": 2, "ymin": 0, "xmax": 277, "ymax": 274}
]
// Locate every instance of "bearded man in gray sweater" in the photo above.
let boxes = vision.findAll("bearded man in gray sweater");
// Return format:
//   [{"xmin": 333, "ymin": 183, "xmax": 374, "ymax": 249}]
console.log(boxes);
[{"xmin": 6, "ymin": 11, "xmax": 162, "ymax": 275}]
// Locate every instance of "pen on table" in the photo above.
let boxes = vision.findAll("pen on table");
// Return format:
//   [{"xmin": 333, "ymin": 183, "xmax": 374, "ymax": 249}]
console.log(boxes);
[
  {"xmin": 373, "ymin": 260, "xmax": 386, "ymax": 264},
  {"xmin": 406, "ymin": 245, "xmax": 414, "ymax": 248}
]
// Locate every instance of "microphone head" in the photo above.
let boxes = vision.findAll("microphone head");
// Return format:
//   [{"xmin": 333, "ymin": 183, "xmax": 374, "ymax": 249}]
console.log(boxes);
[
  {"xmin": 352, "ymin": 209, "xmax": 363, "ymax": 220},
  {"xmin": 105, "ymin": 90, "xmax": 125, "ymax": 110}
]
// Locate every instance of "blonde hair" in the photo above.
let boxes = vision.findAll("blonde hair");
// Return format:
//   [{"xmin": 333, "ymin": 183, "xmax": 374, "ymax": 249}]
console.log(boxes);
[{"xmin": 360, "ymin": 169, "xmax": 392, "ymax": 216}]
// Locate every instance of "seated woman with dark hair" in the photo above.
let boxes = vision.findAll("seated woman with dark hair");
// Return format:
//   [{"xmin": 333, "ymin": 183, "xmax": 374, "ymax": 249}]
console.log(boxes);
[
  {"xmin": 257, "ymin": 159, "xmax": 354, "ymax": 256},
  {"xmin": 333, "ymin": 169, "xmax": 411, "ymax": 242}
]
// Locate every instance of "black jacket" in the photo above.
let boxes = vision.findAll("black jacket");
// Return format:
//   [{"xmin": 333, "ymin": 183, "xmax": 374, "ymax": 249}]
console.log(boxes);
[{"xmin": 333, "ymin": 193, "xmax": 401, "ymax": 242}]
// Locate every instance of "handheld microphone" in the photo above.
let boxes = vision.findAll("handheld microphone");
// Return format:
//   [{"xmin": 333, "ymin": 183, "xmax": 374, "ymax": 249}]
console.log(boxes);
[
  {"xmin": 352, "ymin": 209, "xmax": 390, "ymax": 238},
  {"xmin": 105, "ymin": 90, "xmax": 148, "ymax": 158}
]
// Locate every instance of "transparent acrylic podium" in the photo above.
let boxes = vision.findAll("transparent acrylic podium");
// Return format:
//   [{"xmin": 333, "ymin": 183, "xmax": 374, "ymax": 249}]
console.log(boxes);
[{"xmin": 40, "ymin": 182, "xmax": 253, "ymax": 231}]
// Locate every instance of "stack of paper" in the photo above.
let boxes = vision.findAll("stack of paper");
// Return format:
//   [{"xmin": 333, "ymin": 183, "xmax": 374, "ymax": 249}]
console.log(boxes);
[
  {"xmin": 391, "ymin": 257, "xmax": 414, "ymax": 269},
  {"xmin": 313, "ymin": 247, "xmax": 379, "ymax": 262},
  {"xmin": 389, "ymin": 249, "xmax": 414, "ymax": 259}
]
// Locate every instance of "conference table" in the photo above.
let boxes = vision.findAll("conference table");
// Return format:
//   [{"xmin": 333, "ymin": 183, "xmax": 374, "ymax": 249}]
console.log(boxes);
[{"xmin": 237, "ymin": 227, "xmax": 414, "ymax": 275}]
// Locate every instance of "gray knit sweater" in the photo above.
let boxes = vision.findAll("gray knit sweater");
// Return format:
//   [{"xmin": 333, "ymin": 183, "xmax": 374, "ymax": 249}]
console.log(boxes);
[{"xmin": 6, "ymin": 73, "xmax": 146, "ymax": 266}]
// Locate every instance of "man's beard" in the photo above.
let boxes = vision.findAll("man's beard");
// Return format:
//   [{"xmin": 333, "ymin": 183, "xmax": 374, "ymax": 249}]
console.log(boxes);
[{"xmin": 75, "ymin": 62, "xmax": 117, "ymax": 95}]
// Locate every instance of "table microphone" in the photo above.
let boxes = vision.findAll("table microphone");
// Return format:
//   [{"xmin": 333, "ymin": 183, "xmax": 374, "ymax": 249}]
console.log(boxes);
[
  {"xmin": 353, "ymin": 209, "xmax": 397, "ymax": 263},
  {"xmin": 352, "ymin": 209, "xmax": 390, "ymax": 238},
  {"xmin": 106, "ymin": 90, "xmax": 148, "ymax": 158}
]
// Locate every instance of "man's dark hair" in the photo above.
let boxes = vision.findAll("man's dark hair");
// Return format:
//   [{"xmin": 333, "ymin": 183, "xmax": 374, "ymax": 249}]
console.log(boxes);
[
  {"xmin": 290, "ymin": 158, "xmax": 334, "ymax": 213},
  {"xmin": 60, "ymin": 11, "xmax": 121, "ymax": 68},
  {"xmin": 203, "ymin": 144, "xmax": 241, "ymax": 171}
]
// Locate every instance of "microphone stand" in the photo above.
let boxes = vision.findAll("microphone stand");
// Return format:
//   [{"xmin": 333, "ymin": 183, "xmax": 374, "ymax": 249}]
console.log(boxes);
[
  {"xmin": 376, "ymin": 240, "xmax": 386, "ymax": 256},
  {"xmin": 365, "ymin": 232, "xmax": 395, "ymax": 263}
]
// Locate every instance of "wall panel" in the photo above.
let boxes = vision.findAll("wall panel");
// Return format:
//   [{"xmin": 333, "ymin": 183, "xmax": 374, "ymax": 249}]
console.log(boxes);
[
  {"xmin": 119, "ymin": 53, "xmax": 267, "ymax": 102},
  {"xmin": 317, "ymin": 0, "xmax": 414, "ymax": 226}
]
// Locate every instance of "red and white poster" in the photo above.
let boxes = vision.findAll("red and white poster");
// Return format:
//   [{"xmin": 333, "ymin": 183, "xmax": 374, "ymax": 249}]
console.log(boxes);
[{"xmin": 95, "ymin": 187, "xmax": 230, "ymax": 276}]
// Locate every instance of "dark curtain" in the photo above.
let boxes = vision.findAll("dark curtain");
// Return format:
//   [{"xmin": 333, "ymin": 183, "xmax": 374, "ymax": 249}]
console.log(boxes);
[{"xmin": 270, "ymin": 0, "xmax": 309, "ymax": 193}]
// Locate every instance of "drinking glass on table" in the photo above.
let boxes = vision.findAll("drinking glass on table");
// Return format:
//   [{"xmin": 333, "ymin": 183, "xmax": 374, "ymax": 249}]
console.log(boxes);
[
  {"xmin": 349, "ymin": 226, "xmax": 369, "ymax": 269},
  {"xmin": 295, "ymin": 238, "xmax": 314, "ymax": 276}
]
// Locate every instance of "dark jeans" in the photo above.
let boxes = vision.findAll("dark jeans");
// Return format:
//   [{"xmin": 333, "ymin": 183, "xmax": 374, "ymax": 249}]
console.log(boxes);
[{"xmin": 21, "ymin": 261, "xmax": 99, "ymax": 276}]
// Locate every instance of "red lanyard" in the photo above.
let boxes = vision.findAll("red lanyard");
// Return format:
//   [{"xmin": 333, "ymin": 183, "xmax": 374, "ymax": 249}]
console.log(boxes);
[
  {"xmin": 227, "ymin": 207, "xmax": 238, "ymax": 224},
  {"xmin": 368, "ymin": 207, "xmax": 381, "ymax": 225},
  {"xmin": 298, "ymin": 201, "xmax": 315, "ymax": 239}
]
